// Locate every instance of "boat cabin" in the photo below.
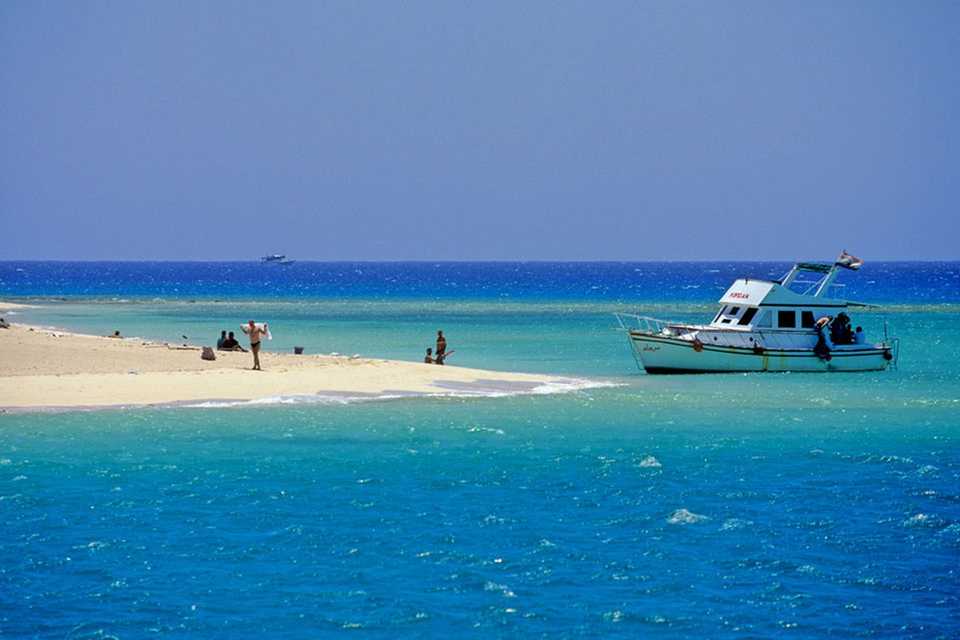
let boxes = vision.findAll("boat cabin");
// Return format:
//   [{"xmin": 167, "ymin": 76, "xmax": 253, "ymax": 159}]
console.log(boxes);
[{"xmin": 708, "ymin": 262, "xmax": 853, "ymax": 332}]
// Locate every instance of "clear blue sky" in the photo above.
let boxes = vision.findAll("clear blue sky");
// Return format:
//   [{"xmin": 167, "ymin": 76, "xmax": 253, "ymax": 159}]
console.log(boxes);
[{"xmin": 1, "ymin": 1, "xmax": 957, "ymax": 260}]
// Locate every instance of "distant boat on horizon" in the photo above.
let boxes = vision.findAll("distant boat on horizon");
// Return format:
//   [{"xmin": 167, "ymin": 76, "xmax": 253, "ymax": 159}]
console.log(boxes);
[{"xmin": 260, "ymin": 254, "xmax": 295, "ymax": 265}]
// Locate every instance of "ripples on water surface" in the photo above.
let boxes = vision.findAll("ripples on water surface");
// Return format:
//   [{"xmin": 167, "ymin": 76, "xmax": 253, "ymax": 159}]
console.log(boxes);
[
  {"xmin": 2, "ymin": 260, "xmax": 958, "ymax": 303},
  {"xmin": 1, "ymin": 262, "xmax": 958, "ymax": 637}
]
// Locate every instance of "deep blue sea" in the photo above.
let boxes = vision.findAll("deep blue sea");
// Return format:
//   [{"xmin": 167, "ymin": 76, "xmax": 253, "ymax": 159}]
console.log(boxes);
[{"xmin": 2, "ymin": 262, "xmax": 959, "ymax": 638}]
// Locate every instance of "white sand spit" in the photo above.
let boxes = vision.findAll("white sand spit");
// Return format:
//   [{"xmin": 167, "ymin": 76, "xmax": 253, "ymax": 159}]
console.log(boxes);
[{"xmin": 0, "ymin": 324, "xmax": 602, "ymax": 410}]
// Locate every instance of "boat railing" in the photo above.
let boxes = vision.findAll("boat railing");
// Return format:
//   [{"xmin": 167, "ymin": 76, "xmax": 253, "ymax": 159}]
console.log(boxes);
[
  {"xmin": 879, "ymin": 319, "xmax": 900, "ymax": 369},
  {"xmin": 614, "ymin": 313, "xmax": 688, "ymax": 336},
  {"xmin": 880, "ymin": 336, "xmax": 900, "ymax": 369}
]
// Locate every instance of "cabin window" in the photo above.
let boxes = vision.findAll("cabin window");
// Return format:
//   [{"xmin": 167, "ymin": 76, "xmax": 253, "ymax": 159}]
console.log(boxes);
[
  {"xmin": 715, "ymin": 305, "xmax": 742, "ymax": 324},
  {"xmin": 738, "ymin": 308, "xmax": 758, "ymax": 326},
  {"xmin": 778, "ymin": 310, "xmax": 796, "ymax": 328},
  {"xmin": 801, "ymin": 311, "xmax": 815, "ymax": 328},
  {"xmin": 754, "ymin": 311, "xmax": 772, "ymax": 328}
]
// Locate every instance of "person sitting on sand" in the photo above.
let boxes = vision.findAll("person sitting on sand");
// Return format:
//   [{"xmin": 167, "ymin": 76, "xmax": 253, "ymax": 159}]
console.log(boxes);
[
  {"xmin": 424, "ymin": 347, "xmax": 434, "ymax": 364},
  {"xmin": 219, "ymin": 331, "xmax": 246, "ymax": 352},
  {"xmin": 241, "ymin": 320, "xmax": 267, "ymax": 370},
  {"xmin": 108, "ymin": 330, "xmax": 121, "ymax": 338},
  {"xmin": 0, "ymin": 317, "xmax": 9, "ymax": 329},
  {"xmin": 217, "ymin": 330, "xmax": 227, "ymax": 349}
]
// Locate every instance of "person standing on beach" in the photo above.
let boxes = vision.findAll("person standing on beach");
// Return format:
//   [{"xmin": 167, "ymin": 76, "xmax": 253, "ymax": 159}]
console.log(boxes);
[
  {"xmin": 241, "ymin": 320, "xmax": 266, "ymax": 370},
  {"xmin": 436, "ymin": 330, "xmax": 447, "ymax": 357}
]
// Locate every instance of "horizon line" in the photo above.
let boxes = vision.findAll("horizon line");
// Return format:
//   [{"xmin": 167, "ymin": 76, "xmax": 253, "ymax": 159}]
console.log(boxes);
[{"xmin": 1, "ymin": 258, "xmax": 958, "ymax": 264}]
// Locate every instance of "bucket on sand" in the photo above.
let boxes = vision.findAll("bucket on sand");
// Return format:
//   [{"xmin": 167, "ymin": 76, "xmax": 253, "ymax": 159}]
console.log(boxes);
[{"xmin": 293, "ymin": 346, "xmax": 304, "ymax": 355}]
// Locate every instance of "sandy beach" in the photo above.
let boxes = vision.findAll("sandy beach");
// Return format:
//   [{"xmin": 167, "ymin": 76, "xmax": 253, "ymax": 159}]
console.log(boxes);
[{"xmin": 0, "ymin": 320, "xmax": 590, "ymax": 410}]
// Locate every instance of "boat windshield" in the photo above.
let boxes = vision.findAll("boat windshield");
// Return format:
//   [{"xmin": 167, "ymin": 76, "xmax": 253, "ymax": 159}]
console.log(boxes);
[
  {"xmin": 713, "ymin": 305, "xmax": 753, "ymax": 326},
  {"xmin": 738, "ymin": 308, "xmax": 758, "ymax": 326}
]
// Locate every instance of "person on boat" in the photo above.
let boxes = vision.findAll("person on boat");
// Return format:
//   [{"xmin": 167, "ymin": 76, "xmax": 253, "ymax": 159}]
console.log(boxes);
[
  {"xmin": 843, "ymin": 320, "xmax": 857, "ymax": 344},
  {"xmin": 854, "ymin": 326, "xmax": 866, "ymax": 345},
  {"xmin": 816, "ymin": 316, "xmax": 832, "ymax": 334},
  {"xmin": 832, "ymin": 312, "xmax": 856, "ymax": 344},
  {"xmin": 424, "ymin": 347, "xmax": 434, "ymax": 364},
  {"xmin": 217, "ymin": 330, "xmax": 227, "ymax": 349},
  {"xmin": 814, "ymin": 317, "xmax": 833, "ymax": 361},
  {"xmin": 436, "ymin": 330, "xmax": 447, "ymax": 357},
  {"xmin": 240, "ymin": 320, "xmax": 266, "ymax": 370},
  {"xmin": 842, "ymin": 316, "xmax": 855, "ymax": 344},
  {"xmin": 219, "ymin": 331, "xmax": 246, "ymax": 352},
  {"xmin": 830, "ymin": 313, "xmax": 846, "ymax": 344}
]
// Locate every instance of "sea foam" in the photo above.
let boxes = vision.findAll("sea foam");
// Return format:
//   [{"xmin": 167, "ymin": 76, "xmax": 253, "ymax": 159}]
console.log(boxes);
[
  {"xmin": 183, "ymin": 377, "xmax": 616, "ymax": 409},
  {"xmin": 668, "ymin": 509, "xmax": 710, "ymax": 525}
]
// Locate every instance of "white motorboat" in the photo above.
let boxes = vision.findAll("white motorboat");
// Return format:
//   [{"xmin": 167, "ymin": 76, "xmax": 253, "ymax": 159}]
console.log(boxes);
[
  {"xmin": 260, "ymin": 254, "xmax": 295, "ymax": 265},
  {"xmin": 615, "ymin": 253, "xmax": 899, "ymax": 374}
]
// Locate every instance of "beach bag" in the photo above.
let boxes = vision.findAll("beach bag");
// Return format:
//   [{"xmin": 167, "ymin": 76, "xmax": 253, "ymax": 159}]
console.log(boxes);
[{"xmin": 201, "ymin": 346, "xmax": 217, "ymax": 361}]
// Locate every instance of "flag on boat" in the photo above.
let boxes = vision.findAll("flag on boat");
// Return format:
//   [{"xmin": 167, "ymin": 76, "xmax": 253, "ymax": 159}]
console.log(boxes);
[{"xmin": 836, "ymin": 250, "xmax": 863, "ymax": 270}]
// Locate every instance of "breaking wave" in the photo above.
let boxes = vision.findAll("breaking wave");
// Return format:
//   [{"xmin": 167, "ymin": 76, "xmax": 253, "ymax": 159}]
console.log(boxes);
[{"xmin": 182, "ymin": 377, "xmax": 619, "ymax": 409}]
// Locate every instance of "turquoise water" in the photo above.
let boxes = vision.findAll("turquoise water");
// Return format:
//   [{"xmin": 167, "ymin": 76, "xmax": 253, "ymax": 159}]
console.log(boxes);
[{"xmin": 2, "ymin": 262, "xmax": 959, "ymax": 637}]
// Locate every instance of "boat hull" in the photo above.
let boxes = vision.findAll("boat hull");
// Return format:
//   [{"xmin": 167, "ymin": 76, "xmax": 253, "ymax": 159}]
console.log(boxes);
[{"xmin": 629, "ymin": 331, "xmax": 892, "ymax": 373}]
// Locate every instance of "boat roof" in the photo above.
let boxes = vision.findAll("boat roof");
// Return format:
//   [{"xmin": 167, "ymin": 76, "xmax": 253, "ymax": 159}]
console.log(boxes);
[
  {"xmin": 794, "ymin": 262, "xmax": 834, "ymax": 274},
  {"xmin": 719, "ymin": 279, "xmax": 847, "ymax": 308}
]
